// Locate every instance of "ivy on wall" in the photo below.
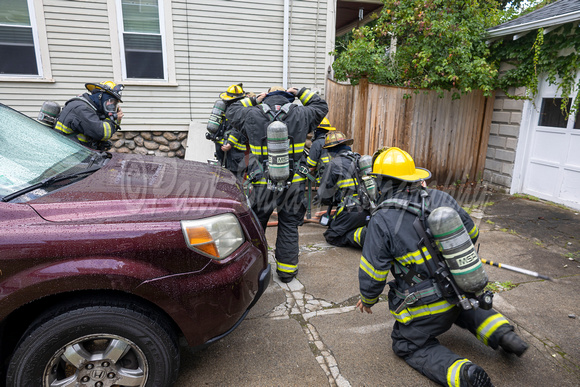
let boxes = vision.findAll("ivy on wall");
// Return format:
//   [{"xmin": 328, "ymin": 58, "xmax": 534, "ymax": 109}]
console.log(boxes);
[{"xmin": 490, "ymin": 22, "xmax": 580, "ymax": 116}]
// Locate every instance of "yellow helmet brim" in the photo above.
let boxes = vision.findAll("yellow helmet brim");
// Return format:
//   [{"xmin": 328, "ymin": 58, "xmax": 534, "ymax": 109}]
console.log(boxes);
[{"xmin": 372, "ymin": 168, "xmax": 431, "ymax": 182}]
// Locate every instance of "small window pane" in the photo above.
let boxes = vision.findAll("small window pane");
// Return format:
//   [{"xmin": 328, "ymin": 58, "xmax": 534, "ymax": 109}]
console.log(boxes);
[
  {"xmin": 122, "ymin": 0, "xmax": 160, "ymax": 34},
  {"xmin": 0, "ymin": 25, "xmax": 38, "ymax": 75},
  {"xmin": 123, "ymin": 34, "xmax": 163, "ymax": 78},
  {"xmin": 538, "ymin": 98, "xmax": 571, "ymax": 128},
  {"xmin": 120, "ymin": 0, "xmax": 164, "ymax": 79},
  {"xmin": 0, "ymin": 0, "xmax": 31, "ymax": 25},
  {"xmin": 574, "ymin": 108, "xmax": 580, "ymax": 129}
]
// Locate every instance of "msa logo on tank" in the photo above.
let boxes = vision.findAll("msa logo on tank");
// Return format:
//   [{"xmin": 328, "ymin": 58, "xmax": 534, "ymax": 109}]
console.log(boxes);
[{"xmin": 427, "ymin": 207, "xmax": 487, "ymax": 294}]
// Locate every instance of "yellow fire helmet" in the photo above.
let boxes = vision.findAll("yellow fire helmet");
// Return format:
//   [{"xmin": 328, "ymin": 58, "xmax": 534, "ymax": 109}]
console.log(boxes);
[
  {"xmin": 372, "ymin": 147, "xmax": 431, "ymax": 182},
  {"xmin": 220, "ymin": 83, "xmax": 245, "ymax": 101},
  {"xmin": 85, "ymin": 81, "xmax": 124, "ymax": 102},
  {"xmin": 323, "ymin": 131, "xmax": 354, "ymax": 148},
  {"xmin": 317, "ymin": 117, "xmax": 336, "ymax": 131}
]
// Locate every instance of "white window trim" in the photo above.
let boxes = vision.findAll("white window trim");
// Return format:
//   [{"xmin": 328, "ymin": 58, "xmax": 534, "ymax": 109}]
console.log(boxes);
[
  {"xmin": 0, "ymin": 0, "xmax": 53, "ymax": 82},
  {"xmin": 108, "ymin": 0, "xmax": 177, "ymax": 86}
]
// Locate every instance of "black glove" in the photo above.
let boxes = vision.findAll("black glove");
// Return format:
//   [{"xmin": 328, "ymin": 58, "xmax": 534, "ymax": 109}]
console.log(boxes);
[{"xmin": 97, "ymin": 140, "xmax": 112, "ymax": 151}]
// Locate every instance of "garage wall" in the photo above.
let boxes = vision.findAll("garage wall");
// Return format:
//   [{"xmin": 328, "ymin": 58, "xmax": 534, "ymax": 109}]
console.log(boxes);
[{"xmin": 483, "ymin": 64, "xmax": 526, "ymax": 191}]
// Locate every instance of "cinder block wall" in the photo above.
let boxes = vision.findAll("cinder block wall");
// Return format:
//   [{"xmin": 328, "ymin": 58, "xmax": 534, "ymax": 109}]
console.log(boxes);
[{"xmin": 483, "ymin": 64, "xmax": 526, "ymax": 192}]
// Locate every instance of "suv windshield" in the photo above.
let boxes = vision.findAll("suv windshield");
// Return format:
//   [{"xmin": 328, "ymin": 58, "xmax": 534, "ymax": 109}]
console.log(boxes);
[{"xmin": 0, "ymin": 103, "xmax": 94, "ymax": 198}]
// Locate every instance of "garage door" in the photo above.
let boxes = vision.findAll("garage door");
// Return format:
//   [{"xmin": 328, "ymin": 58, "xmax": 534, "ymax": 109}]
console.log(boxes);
[{"xmin": 517, "ymin": 75, "xmax": 580, "ymax": 210}]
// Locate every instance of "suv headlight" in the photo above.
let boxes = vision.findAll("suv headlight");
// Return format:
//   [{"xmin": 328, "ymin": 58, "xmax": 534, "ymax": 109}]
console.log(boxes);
[{"xmin": 181, "ymin": 213, "xmax": 245, "ymax": 260}]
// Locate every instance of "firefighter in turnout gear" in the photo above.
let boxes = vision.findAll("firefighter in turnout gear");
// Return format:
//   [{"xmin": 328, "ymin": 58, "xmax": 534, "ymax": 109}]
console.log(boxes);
[
  {"xmin": 55, "ymin": 81, "xmax": 124, "ymax": 150},
  {"xmin": 356, "ymin": 147, "xmax": 528, "ymax": 387},
  {"xmin": 317, "ymin": 131, "xmax": 371, "ymax": 248},
  {"xmin": 303, "ymin": 116, "xmax": 335, "ymax": 183},
  {"xmin": 226, "ymin": 86, "xmax": 328, "ymax": 283},
  {"xmin": 209, "ymin": 83, "xmax": 249, "ymax": 179}
]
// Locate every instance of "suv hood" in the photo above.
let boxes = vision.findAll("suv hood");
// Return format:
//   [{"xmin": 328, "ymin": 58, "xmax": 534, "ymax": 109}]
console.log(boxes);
[{"xmin": 28, "ymin": 153, "xmax": 249, "ymax": 223}]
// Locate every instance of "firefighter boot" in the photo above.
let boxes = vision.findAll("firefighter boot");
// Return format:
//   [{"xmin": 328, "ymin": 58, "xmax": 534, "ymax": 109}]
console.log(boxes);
[
  {"xmin": 461, "ymin": 363, "xmax": 494, "ymax": 387},
  {"xmin": 499, "ymin": 331, "xmax": 528, "ymax": 357}
]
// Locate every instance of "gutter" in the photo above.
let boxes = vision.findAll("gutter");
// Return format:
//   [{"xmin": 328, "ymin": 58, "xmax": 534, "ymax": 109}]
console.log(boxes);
[{"xmin": 487, "ymin": 10, "xmax": 580, "ymax": 38}]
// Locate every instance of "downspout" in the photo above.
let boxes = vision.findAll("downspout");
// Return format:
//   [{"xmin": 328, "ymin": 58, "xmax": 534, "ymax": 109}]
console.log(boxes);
[{"xmin": 283, "ymin": 0, "xmax": 290, "ymax": 88}]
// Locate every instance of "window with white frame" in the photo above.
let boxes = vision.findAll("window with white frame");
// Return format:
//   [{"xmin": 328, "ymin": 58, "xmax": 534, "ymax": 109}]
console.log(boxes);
[
  {"xmin": 0, "ymin": 0, "xmax": 41, "ymax": 76},
  {"xmin": 118, "ymin": 0, "xmax": 166, "ymax": 80}
]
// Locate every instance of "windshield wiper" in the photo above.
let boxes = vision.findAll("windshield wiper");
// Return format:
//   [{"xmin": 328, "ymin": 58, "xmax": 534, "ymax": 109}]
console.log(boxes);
[
  {"xmin": 87, "ymin": 151, "xmax": 111, "ymax": 168},
  {"xmin": 1, "ymin": 166, "xmax": 103, "ymax": 202}
]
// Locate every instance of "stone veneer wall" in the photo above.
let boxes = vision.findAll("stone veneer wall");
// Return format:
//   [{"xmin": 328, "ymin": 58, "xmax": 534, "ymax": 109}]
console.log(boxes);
[
  {"xmin": 483, "ymin": 64, "xmax": 527, "ymax": 192},
  {"xmin": 108, "ymin": 130, "xmax": 188, "ymax": 158}
]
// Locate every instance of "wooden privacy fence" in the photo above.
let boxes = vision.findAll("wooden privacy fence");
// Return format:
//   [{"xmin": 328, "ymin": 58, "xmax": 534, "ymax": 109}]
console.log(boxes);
[{"xmin": 325, "ymin": 78, "xmax": 495, "ymax": 185}]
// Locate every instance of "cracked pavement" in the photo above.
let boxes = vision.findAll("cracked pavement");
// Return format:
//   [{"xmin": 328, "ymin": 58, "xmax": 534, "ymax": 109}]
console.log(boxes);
[{"xmin": 175, "ymin": 191, "xmax": 580, "ymax": 386}]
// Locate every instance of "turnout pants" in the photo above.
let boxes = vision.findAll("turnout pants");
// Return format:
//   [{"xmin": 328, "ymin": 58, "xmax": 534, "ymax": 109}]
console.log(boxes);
[
  {"xmin": 391, "ymin": 306, "xmax": 512, "ymax": 386},
  {"xmin": 250, "ymin": 183, "xmax": 306, "ymax": 280},
  {"xmin": 323, "ymin": 203, "xmax": 369, "ymax": 248}
]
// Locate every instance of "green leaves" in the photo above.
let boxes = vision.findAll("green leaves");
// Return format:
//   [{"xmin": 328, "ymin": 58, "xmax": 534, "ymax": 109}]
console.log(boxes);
[
  {"xmin": 492, "ymin": 23, "xmax": 580, "ymax": 116},
  {"xmin": 332, "ymin": 0, "xmax": 501, "ymax": 97}
]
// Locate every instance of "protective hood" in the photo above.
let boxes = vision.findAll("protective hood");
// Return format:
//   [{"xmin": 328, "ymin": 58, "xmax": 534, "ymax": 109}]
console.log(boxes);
[{"xmin": 265, "ymin": 91, "xmax": 295, "ymax": 104}]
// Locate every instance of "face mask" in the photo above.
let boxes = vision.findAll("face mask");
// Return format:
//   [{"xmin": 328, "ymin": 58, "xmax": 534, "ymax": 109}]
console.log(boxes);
[{"xmin": 103, "ymin": 97, "xmax": 119, "ymax": 114}]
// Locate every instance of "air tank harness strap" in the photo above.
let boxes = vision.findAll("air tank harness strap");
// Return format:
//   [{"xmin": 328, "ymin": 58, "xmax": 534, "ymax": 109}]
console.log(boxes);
[
  {"xmin": 393, "ymin": 280, "xmax": 443, "ymax": 314},
  {"xmin": 392, "ymin": 262, "xmax": 425, "ymax": 287},
  {"xmin": 371, "ymin": 198, "xmax": 424, "ymax": 217},
  {"xmin": 261, "ymin": 102, "xmax": 293, "ymax": 122}
]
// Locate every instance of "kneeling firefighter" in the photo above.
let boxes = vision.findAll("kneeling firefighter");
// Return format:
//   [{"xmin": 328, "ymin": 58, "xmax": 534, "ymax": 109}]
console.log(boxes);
[
  {"xmin": 302, "ymin": 116, "xmax": 336, "ymax": 184},
  {"xmin": 54, "ymin": 81, "xmax": 124, "ymax": 151},
  {"xmin": 226, "ymin": 85, "xmax": 328, "ymax": 283},
  {"xmin": 317, "ymin": 131, "xmax": 376, "ymax": 248},
  {"xmin": 356, "ymin": 147, "xmax": 528, "ymax": 387}
]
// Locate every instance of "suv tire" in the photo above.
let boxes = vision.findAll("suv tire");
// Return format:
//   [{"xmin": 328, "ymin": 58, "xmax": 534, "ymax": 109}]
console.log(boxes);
[{"xmin": 6, "ymin": 300, "xmax": 180, "ymax": 387}]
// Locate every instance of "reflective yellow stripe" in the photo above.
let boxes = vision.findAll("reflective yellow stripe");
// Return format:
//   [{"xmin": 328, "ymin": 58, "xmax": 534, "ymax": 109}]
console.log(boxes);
[
  {"xmin": 469, "ymin": 224, "xmax": 479, "ymax": 240},
  {"xmin": 276, "ymin": 259, "xmax": 297, "ymax": 274},
  {"xmin": 291, "ymin": 174, "xmax": 306, "ymax": 183},
  {"xmin": 249, "ymin": 144, "xmax": 266, "ymax": 155},
  {"xmin": 77, "ymin": 133, "xmax": 89, "ymax": 143},
  {"xmin": 251, "ymin": 178, "xmax": 267, "ymax": 185},
  {"xmin": 102, "ymin": 121, "xmax": 112, "ymax": 140},
  {"xmin": 391, "ymin": 299, "xmax": 455, "ymax": 324},
  {"xmin": 395, "ymin": 246, "xmax": 432, "ymax": 266},
  {"xmin": 476, "ymin": 313, "xmax": 509, "ymax": 345},
  {"xmin": 354, "ymin": 227, "xmax": 364, "ymax": 245},
  {"xmin": 299, "ymin": 89, "xmax": 315, "ymax": 104},
  {"xmin": 228, "ymin": 135, "xmax": 246, "ymax": 150},
  {"xmin": 241, "ymin": 97, "xmax": 254, "ymax": 107},
  {"xmin": 320, "ymin": 156, "xmax": 331, "ymax": 163},
  {"xmin": 306, "ymin": 157, "xmax": 317, "ymax": 167},
  {"xmin": 360, "ymin": 293, "xmax": 379, "ymax": 305},
  {"xmin": 447, "ymin": 359, "xmax": 470, "ymax": 387},
  {"xmin": 337, "ymin": 178, "xmax": 356, "ymax": 189},
  {"xmin": 359, "ymin": 256, "xmax": 389, "ymax": 282},
  {"xmin": 55, "ymin": 121, "xmax": 73, "ymax": 134}
]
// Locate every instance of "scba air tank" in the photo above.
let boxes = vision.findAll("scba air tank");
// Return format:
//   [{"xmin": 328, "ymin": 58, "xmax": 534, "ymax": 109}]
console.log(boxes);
[
  {"xmin": 267, "ymin": 121, "xmax": 290, "ymax": 183},
  {"xmin": 358, "ymin": 155, "xmax": 373, "ymax": 175},
  {"xmin": 37, "ymin": 101, "xmax": 61, "ymax": 128},
  {"xmin": 206, "ymin": 99, "xmax": 226, "ymax": 134},
  {"xmin": 427, "ymin": 207, "xmax": 488, "ymax": 293}
]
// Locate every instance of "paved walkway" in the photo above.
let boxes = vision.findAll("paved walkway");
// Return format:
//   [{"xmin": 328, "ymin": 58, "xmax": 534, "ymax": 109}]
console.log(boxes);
[{"xmin": 175, "ymin": 191, "xmax": 580, "ymax": 386}]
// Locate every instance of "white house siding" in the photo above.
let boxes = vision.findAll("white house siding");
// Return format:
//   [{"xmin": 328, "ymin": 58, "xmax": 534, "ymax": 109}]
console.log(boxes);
[{"xmin": 0, "ymin": 0, "xmax": 331, "ymax": 161}]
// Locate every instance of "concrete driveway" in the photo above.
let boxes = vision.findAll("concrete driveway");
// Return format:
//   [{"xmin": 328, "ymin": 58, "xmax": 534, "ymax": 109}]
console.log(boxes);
[{"xmin": 175, "ymin": 191, "xmax": 580, "ymax": 386}]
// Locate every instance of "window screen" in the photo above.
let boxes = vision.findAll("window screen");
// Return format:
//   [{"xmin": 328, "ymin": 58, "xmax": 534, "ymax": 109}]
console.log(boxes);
[
  {"xmin": 0, "ymin": 0, "xmax": 39, "ymax": 75},
  {"xmin": 121, "ymin": 0, "xmax": 164, "ymax": 79}
]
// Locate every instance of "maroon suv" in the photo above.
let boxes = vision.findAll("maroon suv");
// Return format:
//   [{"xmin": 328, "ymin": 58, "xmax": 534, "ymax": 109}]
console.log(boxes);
[{"xmin": 0, "ymin": 102, "xmax": 270, "ymax": 386}]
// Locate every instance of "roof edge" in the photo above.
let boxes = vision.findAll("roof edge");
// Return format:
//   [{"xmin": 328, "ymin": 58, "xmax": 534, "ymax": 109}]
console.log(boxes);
[{"xmin": 487, "ymin": 10, "xmax": 580, "ymax": 38}]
